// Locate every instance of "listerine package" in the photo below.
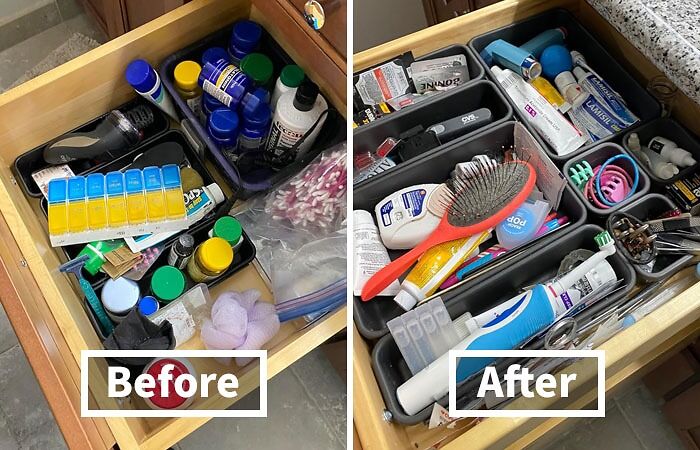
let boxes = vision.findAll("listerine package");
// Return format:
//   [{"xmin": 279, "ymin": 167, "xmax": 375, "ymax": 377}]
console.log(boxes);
[
  {"xmin": 353, "ymin": 52, "xmax": 415, "ymax": 109},
  {"xmin": 352, "ymin": 102, "xmax": 392, "ymax": 127},
  {"xmin": 410, "ymin": 55, "xmax": 470, "ymax": 94},
  {"xmin": 666, "ymin": 169, "xmax": 700, "ymax": 211}
]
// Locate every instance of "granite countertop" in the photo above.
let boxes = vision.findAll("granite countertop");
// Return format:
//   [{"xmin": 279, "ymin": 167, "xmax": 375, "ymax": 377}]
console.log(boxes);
[{"xmin": 586, "ymin": 0, "xmax": 700, "ymax": 105}]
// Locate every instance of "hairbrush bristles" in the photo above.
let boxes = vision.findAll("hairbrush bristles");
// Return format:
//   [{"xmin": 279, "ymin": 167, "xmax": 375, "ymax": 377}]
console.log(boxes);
[{"xmin": 443, "ymin": 161, "xmax": 532, "ymax": 227}]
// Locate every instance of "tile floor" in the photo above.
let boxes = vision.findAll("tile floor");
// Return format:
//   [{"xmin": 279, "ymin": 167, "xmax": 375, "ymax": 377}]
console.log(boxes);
[
  {"xmin": 536, "ymin": 384, "xmax": 684, "ymax": 450},
  {"xmin": 0, "ymin": 2, "xmax": 689, "ymax": 450}
]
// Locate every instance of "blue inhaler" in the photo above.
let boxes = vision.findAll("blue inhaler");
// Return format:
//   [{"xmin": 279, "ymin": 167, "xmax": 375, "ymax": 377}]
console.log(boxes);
[{"xmin": 481, "ymin": 39, "xmax": 542, "ymax": 80}]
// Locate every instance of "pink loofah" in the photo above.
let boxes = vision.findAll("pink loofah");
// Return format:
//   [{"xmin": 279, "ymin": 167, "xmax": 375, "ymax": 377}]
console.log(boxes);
[{"xmin": 200, "ymin": 289, "xmax": 281, "ymax": 367}]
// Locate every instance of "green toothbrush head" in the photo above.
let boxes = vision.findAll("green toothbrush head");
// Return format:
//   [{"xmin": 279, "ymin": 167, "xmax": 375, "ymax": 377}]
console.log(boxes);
[{"xmin": 594, "ymin": 230, "xmax": 616, "ymax": 256}]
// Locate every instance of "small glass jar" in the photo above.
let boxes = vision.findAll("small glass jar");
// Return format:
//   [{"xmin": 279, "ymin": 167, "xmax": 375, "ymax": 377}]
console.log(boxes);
[
  {"xmin": 187, "ymin": 237, "xmax": 234, "ymax": 283},
  {"xmin": 647, "ymin": 75, "xmax": 678, "ymax": 117}
]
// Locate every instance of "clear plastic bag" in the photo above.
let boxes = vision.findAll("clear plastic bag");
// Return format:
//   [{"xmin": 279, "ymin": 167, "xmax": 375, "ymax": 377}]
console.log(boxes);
[{"xmin": 235, "ymin": 142, "xmax": 347, "ymax": 320}]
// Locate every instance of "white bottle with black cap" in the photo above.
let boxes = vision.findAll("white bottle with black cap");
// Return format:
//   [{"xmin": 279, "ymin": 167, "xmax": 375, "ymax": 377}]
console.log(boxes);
[{"xmin": 265, "ymin": 80, "xmax": 328, "ymax": 159}]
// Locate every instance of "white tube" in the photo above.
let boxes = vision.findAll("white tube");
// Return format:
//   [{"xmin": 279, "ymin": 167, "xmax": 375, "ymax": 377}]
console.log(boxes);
[
  {"xmin": 353, "ymin": 210, "xmax": 401, "ymax": 297},
  {"xmin": 124, "ymin": 183, "xmax": 225, "ymax": 252},
  {"xmin": 491, "ymin": 66, "xmax": 587, "ymax": 156}
]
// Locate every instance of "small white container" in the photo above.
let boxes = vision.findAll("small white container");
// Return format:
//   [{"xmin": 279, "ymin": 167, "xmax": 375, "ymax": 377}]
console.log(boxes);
[
  {"xmin": 374, "ymin": 184, "xmax": 444, "ymax": 250},
  {"xmin": 270, "ymin": 64, "xmax": 305, "ymax": 110},
  {"xmin": 353, "ymin": 210, "xmax": 400, "ymax": 297},
  {"xmin": 101, "ymin": 277, "xmax": 140, "ymax": 322}
]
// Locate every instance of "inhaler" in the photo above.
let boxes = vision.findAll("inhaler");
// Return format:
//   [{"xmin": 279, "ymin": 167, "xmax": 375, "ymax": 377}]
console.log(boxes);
[{"xmin": 396, "ymin": 233, "xmax": 617, "ymax": 415}]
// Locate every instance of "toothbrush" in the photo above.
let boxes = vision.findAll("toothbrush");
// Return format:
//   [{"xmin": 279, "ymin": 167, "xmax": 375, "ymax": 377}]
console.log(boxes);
[{"xmin": 396, "ymin": 231, "xmax": 616, "ymax": 415}]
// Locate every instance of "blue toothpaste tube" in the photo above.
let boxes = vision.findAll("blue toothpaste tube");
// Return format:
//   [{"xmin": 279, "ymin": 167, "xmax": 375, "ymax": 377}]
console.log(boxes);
[
  {"xmin": 126, "ymin": 59, "xmax": 178, "ymax": 120},
  {"xmin": 573, "ymin": 67, "xmax": 639, "ymax": 126}
]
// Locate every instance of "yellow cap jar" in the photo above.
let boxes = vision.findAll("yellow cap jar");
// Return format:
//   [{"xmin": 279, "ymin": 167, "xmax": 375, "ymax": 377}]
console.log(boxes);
[
  {"xmin": 187, "ymin": 237, "xmax": 234, "ymax": 283},
  {"xmin": 174, "ymin": 60, "xmax": 202, "ymax": 94}
]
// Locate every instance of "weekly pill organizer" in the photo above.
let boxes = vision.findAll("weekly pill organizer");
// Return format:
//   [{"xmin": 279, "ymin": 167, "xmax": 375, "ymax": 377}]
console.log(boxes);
[{"xmin": 48, "ymin": 164, "xmax": 188, "ymax": 246}]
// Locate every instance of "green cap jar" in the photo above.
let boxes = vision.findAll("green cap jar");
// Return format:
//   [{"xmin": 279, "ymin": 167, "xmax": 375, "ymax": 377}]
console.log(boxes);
[
  {"xmin": 150, "ymin": 265, "xmax": 186, "ymax": 302},
  {"xmin": 240, "ymin": 53, "xmax": 273, "ymax": 86},
  {"xmin": 210, "ymin": 216, "xmax": 243, "ymax": 249},
  {"xmin": 280, "ymin": 64, "xmax": 304, "ymax": 88}
]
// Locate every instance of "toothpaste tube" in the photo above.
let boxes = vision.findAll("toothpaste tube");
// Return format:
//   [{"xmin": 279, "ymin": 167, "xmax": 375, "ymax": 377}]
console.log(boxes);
[
  {"xmin": 124, "ymin": 183, "xmax": 224, "ymax": 252},
  {"xmin": 529, "ymin": 76, "xmax": 570, "ymax": 113},
  {"xmin": 439, "ymin": 245, "xmax": 507, "ymax": 290},
  {"xmin": 491, "ymin": 66, "xmax": 587, "ymax": 156},
  {"xmin": 573, "ymin": 67, "xmax": 638, "ymax": 126}
]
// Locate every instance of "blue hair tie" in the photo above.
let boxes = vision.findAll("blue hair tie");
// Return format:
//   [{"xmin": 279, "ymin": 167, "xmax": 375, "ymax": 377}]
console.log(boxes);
[{"xmin": 595, "ymin": 154, "xmax": 639, "ymax": 207}]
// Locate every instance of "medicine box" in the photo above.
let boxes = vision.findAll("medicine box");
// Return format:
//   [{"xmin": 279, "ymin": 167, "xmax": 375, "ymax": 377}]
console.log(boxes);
[{"xmin": 48, "ymin": 164, "xmax": 188, "ymax": 246}]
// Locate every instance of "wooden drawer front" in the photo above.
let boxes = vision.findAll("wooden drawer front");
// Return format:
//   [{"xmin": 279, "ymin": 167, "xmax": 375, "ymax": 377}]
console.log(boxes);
[
  {"xmin": 0, "ymin": 0, "xmax": 346, "ymax": 449},
  {"xmin": 353, "ymin": 0, "xmax": 700, "ymax": 449},
  {"xmin": 288, "ymin": 0, "xmax": 347, "ymax": 60},
  {"xmin": 252, "ymin": 0, "xmax": 347, "ymax": 112}
]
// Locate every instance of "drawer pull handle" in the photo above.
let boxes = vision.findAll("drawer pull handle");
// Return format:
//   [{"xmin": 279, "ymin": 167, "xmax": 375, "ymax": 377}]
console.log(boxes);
[{"xmin": 303, "ymin": 0, "xmax": 340, "ymax": 30}]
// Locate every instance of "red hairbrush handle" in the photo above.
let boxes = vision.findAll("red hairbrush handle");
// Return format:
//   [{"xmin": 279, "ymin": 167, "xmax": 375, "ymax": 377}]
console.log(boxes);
[{"xmin": 360, "ymin": 236, "xmax": 445, "ymax": 301}]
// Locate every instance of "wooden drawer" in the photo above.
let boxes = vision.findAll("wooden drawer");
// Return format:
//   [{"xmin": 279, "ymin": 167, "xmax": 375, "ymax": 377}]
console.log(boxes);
[
  {"xmin": 353, "ymin": 0, "xmax": 700, "ymax": 448},
  {"xmin": 0, "ymin": 0, "xmax": 346, "ymax": 449}
]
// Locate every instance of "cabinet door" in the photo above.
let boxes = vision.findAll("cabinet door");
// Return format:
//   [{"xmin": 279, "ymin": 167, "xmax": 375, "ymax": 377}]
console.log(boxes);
[
  {"xmin": 123, "ymin": 0, "xmax": 186, "ymax": 30},
  {"xmin": 287, "ymin": 0, "xmax": 347, "ymax": 60},
  {"xmin": 79, "ymin": 0, "xmax": 127, "ymax": 38},
  {"xmin": 474, "ymin": 0, "xmax": 502, "ymax": 9}
]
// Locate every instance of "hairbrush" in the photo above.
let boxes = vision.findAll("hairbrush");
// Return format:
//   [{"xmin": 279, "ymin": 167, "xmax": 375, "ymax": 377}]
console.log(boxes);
[{"xmin": 361, "ymin": 160, "xmax": 537, "ymax": 301}]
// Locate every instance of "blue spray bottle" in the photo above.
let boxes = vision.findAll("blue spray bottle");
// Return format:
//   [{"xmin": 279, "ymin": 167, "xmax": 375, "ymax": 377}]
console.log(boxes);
[{"xmin": 396, "ymin": 231, "xmax": 616, "ymax": 415}]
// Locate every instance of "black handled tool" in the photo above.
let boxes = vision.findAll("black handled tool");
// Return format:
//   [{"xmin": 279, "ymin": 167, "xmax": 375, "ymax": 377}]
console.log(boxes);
[{"xmin": 43, "ymin": 105, "xmax": 154, "ymax": 164}]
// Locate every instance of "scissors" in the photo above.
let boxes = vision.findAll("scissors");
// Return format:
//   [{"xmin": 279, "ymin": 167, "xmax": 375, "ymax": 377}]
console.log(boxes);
[{"xmin": 544, "ymin": 315, "xmax": 623, "ymax": 350}]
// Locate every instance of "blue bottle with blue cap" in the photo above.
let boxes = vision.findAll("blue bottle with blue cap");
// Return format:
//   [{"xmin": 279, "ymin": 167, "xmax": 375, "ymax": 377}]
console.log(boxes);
[
  {"xmin": 198, "ymin": 58, "xmax": 255, "ymax": 112},
  {"xmin": 138, "ymin": 296, "xmax": 160, "ymax": 316},
  {"xmin": 201, "ymin": 93, "xmax": 224, "ymax": 123},
  {"xmin": 239, "ymin": 102, "xmax": 272, "ymax": 152},
  {"xmin": 86, "ymin": 173, "xmax": 107, "ymax": 229},
  {"xmin": 67, "ymin": 176, "xmax": 88, "ymax": 232},
  {"xmin": 125, "ymin": 59, "xmax": 178, "ymax": 119},
  {"xmin": 201, "ymin": 47, "xmax": 230, "ymax": 67},
  {"xmin": 229, "ymin": 20, "xmax": 262, "ymax": 64},
  {"xmin": 207, "ymin": 108, "xmax": 240, "ymax": 159}
]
